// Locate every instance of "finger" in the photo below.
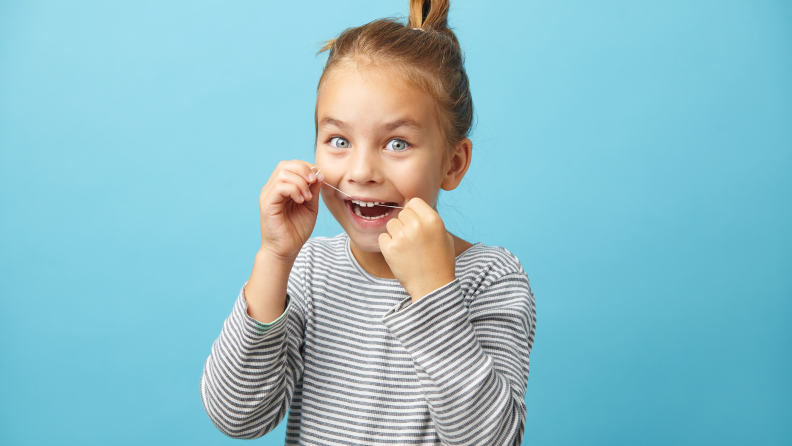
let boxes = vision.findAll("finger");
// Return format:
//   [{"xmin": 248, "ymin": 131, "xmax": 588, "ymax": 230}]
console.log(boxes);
[
  {"xmin": 405, "ymin": 197, "xmax": 444, "ymax": 229},
  {"xmin": 308, "ymin": 178, "xmax": 321, "ymax": 200},
  {"xmin": 278, "ymin": 159, "xmax": 318, "ymax": 184},
  {"xmin": 378, "ymin": 232, "xmax": 392, "ymax": 250},
  {"xmin": 404, "ymin": 197, "xmax": 435, "ymax": 218},
  {"xmin": 271, "ymin": 182, "xmax": 305, "ymax": 205},
  {"xmin": 278, "ymin": 169, "xmax": 313, "ymax": 201},
  {"xmin": 396, "ymin": 208, "xmax": 419, "ymax": 226},
  {"xmin": 303, "ymin": 178, "xmax": 322, "ymax": 211},
  {"xmin": 386, "ymin": 217, "xmax": 404, "ymax": 237},
  {"xmin": 307, "ymin": 164, "xmax": 325, "ymax": 182},
  {"xmin": 294, "ymin": 159, "xmax": 325, "ymax": 183}
]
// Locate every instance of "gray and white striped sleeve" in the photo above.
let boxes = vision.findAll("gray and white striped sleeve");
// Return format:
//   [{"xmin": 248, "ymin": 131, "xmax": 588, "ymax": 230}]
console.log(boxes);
[
  {"xmin": 380, "ymin": 271, "xmax": 536, "ymax": 446},
  {"xmin": 200, "ymin": 272, "xmax": 307, "ymax": 439}
]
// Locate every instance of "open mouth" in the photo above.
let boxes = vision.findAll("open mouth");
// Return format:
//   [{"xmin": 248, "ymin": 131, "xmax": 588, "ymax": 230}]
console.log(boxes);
[{"xmin": 346, "ymin": 199, "xmax": 399, "ymax": 220}]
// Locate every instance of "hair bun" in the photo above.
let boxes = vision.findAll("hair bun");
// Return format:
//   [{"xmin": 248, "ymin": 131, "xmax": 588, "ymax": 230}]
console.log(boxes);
[{"xmin": 408, "ymin": 0, "xmax": 450, "ymax": 31}]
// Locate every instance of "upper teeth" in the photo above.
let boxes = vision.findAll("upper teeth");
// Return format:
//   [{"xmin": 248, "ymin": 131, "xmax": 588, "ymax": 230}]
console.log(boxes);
[{"xmin": 351, "ymin": 200, "xmax": 386, "ymax": 207}]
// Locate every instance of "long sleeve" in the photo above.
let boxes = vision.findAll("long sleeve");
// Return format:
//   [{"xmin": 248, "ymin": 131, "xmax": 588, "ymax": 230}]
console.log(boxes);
[
  {"xmin": 200, "ymin": 274, "xmax": 307, "ymax": 439},
  {"xmin": 380, "ymin": 272, "xmax": 537, "ymax": 446}
]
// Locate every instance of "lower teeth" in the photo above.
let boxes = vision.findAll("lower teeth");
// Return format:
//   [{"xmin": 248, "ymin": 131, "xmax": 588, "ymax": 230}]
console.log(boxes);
[{"xmin": 353, "ymin": 204, "xmax": 391, "ymax": 220}]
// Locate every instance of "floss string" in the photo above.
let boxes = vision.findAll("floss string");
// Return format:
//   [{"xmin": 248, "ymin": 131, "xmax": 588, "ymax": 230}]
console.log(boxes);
[{"xmin": 310, "ymin": 166, "xmax": 405, "ymax": 209}]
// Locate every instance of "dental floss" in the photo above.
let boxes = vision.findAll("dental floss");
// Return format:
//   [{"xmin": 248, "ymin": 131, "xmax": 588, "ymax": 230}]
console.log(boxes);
[
  {"xmin": 319, "ymin": 181, "xmax": 405, "ymax": 209},
  {"xmin": 309, "ymin": 166, "xmax": 405, "ymax": 209}
]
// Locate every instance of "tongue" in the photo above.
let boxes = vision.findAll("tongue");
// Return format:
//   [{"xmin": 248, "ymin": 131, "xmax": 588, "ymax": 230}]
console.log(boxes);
[{"xmin": 360, "ymin": 204, "xmax": 392, "ymax": 217}]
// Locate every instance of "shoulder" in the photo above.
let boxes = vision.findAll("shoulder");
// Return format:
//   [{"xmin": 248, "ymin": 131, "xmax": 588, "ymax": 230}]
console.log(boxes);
[
  {"xmin": 456, "ymin": 243, "xmax": 530, "ymax": 297},
  {"xmin": 457, "ymin": 243, "xmax": 526, "ymax": 278},
  {"xmin": 458, "ymin": 244, "xmax": 536, "ymax": 332}
]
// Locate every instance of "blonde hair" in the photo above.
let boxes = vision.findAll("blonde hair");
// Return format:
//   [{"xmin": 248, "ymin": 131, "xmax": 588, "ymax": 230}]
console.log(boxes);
[{"xmin": 317, "ymin": 0, "xmax": 473, "ymax": 152}]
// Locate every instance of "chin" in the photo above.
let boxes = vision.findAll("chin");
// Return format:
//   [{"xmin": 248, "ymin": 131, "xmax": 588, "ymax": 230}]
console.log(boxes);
[{"xmin": 347, "ymin": 232, "xmax": 384, "ymax": 253}]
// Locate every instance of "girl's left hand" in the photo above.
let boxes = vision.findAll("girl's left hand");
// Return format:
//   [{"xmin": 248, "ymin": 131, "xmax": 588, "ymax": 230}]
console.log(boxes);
[{"xmin": 378, "ymin": 198, "xmax": 456, "ymax": 302}]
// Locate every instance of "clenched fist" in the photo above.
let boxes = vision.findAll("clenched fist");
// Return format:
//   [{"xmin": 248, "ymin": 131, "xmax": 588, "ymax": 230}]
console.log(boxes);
[{"xmin": 378, "ymin": 198, "xmax": 456, "ymax": 302}]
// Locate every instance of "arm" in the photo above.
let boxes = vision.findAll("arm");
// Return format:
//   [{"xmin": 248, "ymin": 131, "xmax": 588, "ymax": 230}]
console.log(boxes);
[
  {"xmin": 381, "ymin": 272, "xmax": 536, "ymax": 446},
  {"xmin": 199, "ymin": 266, "xmax": 307, "ymax": 439},
  {"xmin": 200, "ymin": 159, "xmax": 319, "ymax": 438}
]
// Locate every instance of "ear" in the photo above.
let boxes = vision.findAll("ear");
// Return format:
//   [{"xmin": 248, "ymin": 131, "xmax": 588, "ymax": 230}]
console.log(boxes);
[{"xmin": 440, "ymin": 138, "xmax": 472, "ymax": 191}]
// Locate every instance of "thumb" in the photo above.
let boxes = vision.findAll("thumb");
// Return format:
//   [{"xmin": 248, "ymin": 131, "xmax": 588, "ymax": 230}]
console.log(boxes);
[
  {"xmin": 305, "ymin": 179, "xmax": 322, "ymax": 212},
  {"xmin": 378, "ymin": 232, "xmax": 392, "ymax": 253}
]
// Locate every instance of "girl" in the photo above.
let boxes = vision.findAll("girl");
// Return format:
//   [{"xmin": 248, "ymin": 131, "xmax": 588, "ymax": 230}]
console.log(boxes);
[{"xmin": 200, "ymin": 1, "xmax": 537, "ymax": 444}]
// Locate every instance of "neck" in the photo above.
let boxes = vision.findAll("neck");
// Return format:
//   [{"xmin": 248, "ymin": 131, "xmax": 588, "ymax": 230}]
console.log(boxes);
[
  {"xmin": 349, "ymin": 233, "xmax": 475, "ymax": 280},
  {"xmin": 350, "ymin": 240, "xmax": 396, "ymax": 279}
]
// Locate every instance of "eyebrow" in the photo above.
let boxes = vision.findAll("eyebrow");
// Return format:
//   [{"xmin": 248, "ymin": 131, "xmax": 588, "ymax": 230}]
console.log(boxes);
[
  {"xmin": 318, "ymin": 117, "xmax": 350, "ymax": 131},
  {"xmin": 318, "ymin": 117, "xmax": 424, "ymax": 133},
  {"xmin": 381, "ymin": 118, "xmax": 423, "ymax": 133}
]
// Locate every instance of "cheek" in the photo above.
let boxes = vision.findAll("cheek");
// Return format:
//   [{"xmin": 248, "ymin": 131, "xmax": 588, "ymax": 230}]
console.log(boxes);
[
  {"xmin": 320, "ymin": 187, "xmax": 347, "ymax": 223},
  {"xmin": 314, "ymin": 149, "xmax": 327, "ymax": 168},
  {"xmin": 314, "ymin": 148, "xmax": 342, "ymax": 175},
  {"xmin": 316, "ymin": 168, "xmax": 346, "ymax": 215},
  {"xmin": 394, "ymin": 166, "xmax": 442, "ymax": 202}
]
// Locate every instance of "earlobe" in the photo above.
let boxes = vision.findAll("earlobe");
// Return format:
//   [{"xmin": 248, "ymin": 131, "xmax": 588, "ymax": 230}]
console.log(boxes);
[{"xmin": 440, "ymin": 138, "xmax": 473, "ymax": 191}]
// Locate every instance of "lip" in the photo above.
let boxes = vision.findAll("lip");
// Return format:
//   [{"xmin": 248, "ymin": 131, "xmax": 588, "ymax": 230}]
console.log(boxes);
[
  {"xmin": 345, "ymin": 195, "xmax": 401, "ymax": 205},
  {"xmin": 344, "ymin": 198, "xmax": 401, "ymax": 230}
]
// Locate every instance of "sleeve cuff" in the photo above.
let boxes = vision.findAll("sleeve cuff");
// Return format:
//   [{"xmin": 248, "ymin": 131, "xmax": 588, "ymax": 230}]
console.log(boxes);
[
  {"xmin": 380, "ymin": 278, "xmax": 459, "ymax": 321},
  {"xmin": 240, "ymin": 283, "xmax": 291, "ymax": 334},
  {"xmin": 380, "ymin": 279, "xmax": 490, "ymax": 389}
]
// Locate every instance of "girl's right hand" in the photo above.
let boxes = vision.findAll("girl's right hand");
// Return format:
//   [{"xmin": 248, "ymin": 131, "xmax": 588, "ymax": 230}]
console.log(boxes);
[{"xmin": 258, "ymin": 160, "xmax": 322, "ymax": 263}]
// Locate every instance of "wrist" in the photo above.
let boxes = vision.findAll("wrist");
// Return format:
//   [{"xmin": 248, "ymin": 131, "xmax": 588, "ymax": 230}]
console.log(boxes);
[
  {"xmin": 245, "ymin": 249, "xmax": 294, "ymax": 324},
  {"xmin": 256, "ymin": 246, "xmax": 297, "ymax": 267}
]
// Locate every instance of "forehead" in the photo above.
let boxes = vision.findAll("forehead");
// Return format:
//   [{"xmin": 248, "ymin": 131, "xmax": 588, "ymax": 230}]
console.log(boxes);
[{"xmin": 316, "ymin": 64, "xmax": 442, "ymax": 134}]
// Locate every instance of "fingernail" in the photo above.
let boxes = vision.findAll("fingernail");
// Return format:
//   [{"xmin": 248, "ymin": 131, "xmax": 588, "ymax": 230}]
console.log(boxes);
[
  {"xmin": 317, "ymin": 171, "xmax": 324, "ymax": 182},
  {"xmin": 309, "ymin": 173, "xmax": 316, "ymax": 182},
  {"xmin": 307, "ymin": 192, "xmax": 313, "ymax": 200}
]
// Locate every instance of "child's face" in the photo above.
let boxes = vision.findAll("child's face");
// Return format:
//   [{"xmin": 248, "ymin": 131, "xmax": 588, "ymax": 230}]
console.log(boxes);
[{"xmin": 315, "ymin": 65, "xmax": 448, "ymax": 252}]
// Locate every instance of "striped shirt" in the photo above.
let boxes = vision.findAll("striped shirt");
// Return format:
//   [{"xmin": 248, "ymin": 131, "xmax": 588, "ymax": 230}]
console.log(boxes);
[{"xmin": 200, "ymin": 233, "xmax": 537, "ymax": 445}]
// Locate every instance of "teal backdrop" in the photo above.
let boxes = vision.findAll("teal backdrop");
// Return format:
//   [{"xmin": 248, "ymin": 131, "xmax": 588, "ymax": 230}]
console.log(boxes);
[{"xmin": 1, "ymin": 1, "xmax": 790, "ymax": 445}]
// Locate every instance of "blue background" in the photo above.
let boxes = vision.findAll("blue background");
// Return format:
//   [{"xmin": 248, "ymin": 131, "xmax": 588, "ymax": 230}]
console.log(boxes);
[{"xmin": 1, "ymin": 0, "xmax": 790, "ymax": 444}]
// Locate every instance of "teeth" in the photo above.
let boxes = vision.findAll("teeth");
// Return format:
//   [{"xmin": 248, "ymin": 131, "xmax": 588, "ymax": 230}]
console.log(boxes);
[
  {"xmin": 350, "ymin": 200, "xmax": 392, "ymax": 220},
  {"xmin": 352, "ymin": 199, "xmax": 385, "ymax": 207},
  {"xmin": 360, "ymin": 209, "xmax": 391, "ymax": 220}
]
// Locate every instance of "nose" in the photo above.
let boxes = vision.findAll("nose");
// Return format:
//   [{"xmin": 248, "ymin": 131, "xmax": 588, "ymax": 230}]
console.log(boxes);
[{"xmin": 346, "ymin": 144, "xmax": 382, "ymax": 186}]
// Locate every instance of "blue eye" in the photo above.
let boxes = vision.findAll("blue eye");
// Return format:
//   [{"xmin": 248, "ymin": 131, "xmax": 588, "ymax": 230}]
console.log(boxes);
[
  {"xmin": 329, "ymin": 137, "xmax": 350, "ymax": 149},
  {"xmin": 385, "ymin": 139, "xmax": 409, "ymax": 151}
]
